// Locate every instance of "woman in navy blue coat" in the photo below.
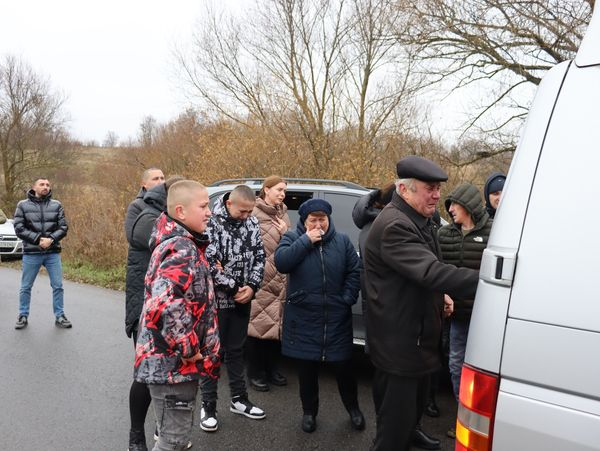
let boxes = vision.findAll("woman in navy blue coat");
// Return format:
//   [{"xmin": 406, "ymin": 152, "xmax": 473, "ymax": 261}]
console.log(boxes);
[{"xmin": 275, "ymin": 198, "xmax": 364, "ymax": 433}]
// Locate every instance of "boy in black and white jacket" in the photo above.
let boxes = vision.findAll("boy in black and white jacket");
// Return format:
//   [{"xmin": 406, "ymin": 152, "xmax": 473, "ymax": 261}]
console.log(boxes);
[{"xmin": 199, "ymin": 184, "xmax": 266, "ymax": 433}]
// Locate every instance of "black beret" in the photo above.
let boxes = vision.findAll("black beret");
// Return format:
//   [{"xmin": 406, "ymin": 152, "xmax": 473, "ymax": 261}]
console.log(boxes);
[
  {"xmin": 396, "ymin": 156, "xmax": 448, "ymax": 182},
  {"xmin": 298, "ymin": 198, "xmax": 332, "ymax": 222}
]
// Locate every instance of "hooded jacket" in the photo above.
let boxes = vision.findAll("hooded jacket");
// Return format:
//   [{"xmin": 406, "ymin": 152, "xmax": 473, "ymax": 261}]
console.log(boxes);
[
  {"xmin": 124, "ymin": 188, "xmax": 146, "ymax": 240},
  {"xmin": 275, "ymin": 217, "xmax": 361, "ymax": 362},
  {"xmin": 364, "ymin": 192, "xmax": 479, "ymax": 377},
  {"xmin": 484, "ymin": 172, "xmax": 506, "ymax": 218},
  {"xmin": 205, "ymin": 193, "xmax": 265, "ymax": 310},
  {"xmin": 134, "ymin": 213, "xmax": 220, "ymax": 384},
  {"xmin": 125, "ymin": 184, "xmax": 167, "ymax": 337},
  {"xmin": 13, "ymin": 190, "xmax": 68, "ymax": 254},
  {"xmin": 248, "ymin": 197, "xmax": 291, "ymax": 340},
  {"xmin": 438, "ymin": 183, "xmax": 492, "ymax": 320}
]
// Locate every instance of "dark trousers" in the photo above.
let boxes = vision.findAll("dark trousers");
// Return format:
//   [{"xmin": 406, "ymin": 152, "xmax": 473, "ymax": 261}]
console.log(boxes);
[
  {"xmin": 371, "ymin": 369, "xmax": 429, "ymax": 451},
  {"xmin": 246, "ymin": 336, "xmax": 282, "ymax": 379},
  {"xmin": 201, "ymin": 303, "xmax": 250, "ymax": 402},
  {"xmin": 129, "ymin": 327, "xmax": 152, "ymax": 432},
  {"xmin": 295, "ymin": 358, "xmax": 359, "ymax": 416}
]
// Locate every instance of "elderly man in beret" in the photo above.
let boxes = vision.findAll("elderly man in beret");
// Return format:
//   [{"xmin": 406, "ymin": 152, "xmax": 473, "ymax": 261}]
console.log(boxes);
[{"xmin": 364, "ymin": 156, "xmax": 480, "ymax": 451}]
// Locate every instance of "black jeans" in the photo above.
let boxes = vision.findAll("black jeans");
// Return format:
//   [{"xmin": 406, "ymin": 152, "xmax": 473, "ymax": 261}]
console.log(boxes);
[
  {"xmin": 201, "ymin": 303, "xmax": 250, "ymax": 402},
  {"xmin": 371, "ymin": 369, "xmax": 429, "ymax": 451},
  {"xmin": 295, "ymin": 358, "xmax": 358, "ymax": 416},
  {"xmin": 246, "ymin": 337, "xmax": 282, "ymax": 379}
]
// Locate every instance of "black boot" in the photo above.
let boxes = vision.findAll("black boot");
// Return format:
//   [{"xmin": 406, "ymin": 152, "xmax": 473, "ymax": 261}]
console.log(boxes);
[
  {"xmin": 128, "ymin": 429, "xmax": 148, "ymax": 451},
  {"xmin": 411, "ymin": 425, "xmax": 441, "ymax": 450},
  {"xmin": 424, "ymin": 399, "xmax": 440, "ymax": 417},
  {"xmin": 349, "ymin": 407, "xmax": 365, "ymax": 431},
  {"xmin": 302, "ymin": 414, "xmax": 317, "ymax": 433}
]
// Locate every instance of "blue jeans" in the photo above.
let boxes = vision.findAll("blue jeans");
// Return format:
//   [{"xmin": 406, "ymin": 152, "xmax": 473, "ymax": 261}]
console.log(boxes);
[
  {"xmin": 449, "ymin": 317, "xmax": 470, "ymax": 400},
  {"xmin": 19, "ymin": 252, "xmax": 64, "ymax": 318}
]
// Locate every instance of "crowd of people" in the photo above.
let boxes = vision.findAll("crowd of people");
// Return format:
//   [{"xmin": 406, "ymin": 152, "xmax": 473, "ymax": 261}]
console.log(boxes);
[{"xmin": 5, "ymin": 159, "xmax": 505, "ymax": 451}]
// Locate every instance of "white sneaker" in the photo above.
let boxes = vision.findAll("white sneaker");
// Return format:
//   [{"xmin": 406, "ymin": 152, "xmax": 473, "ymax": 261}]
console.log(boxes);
[
  {"xmin": 200, "ymin": 402, "xmax": 218, "ymax": 432},
  {"xmin": 230, "ymin": 395, "xmax": 266, "ymax": 420}
]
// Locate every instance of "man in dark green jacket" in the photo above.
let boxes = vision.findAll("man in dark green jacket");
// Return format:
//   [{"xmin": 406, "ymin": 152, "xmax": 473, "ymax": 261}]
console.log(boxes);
[
  {"xmin": 364, "ymin": 156, "xmax": 479, "ymax": 451},
  {"xmin": 438, "ymin": 183, "xmax": 492, "ymax": 401}
]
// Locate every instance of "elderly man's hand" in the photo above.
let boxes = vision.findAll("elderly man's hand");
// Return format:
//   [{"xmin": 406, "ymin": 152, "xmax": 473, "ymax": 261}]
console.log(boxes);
[{"xmin": 443, "ymin": 294, "xmax": 454, "ymax": 317}]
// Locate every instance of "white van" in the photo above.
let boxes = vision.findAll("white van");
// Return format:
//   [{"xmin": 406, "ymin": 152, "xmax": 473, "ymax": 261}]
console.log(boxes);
[{"xmin": 456, "ymin": 7, "xmax": 600, "ymax": 451}]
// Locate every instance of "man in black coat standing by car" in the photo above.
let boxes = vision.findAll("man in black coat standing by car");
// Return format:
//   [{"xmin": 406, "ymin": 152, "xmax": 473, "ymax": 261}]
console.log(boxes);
[
  {"xmin": 14, "ymin": 178, "xmax": 69, "ymax": 330},
  {"xmin": 364, "ymin": 156, "xmax": 480, "ymax": 451}
]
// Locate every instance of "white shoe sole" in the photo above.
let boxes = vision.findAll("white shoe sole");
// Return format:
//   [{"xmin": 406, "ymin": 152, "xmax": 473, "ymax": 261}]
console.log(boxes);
[
  {"xmin": 199, "ymin": 421, "xmax": 218, "ymax": 432},
  {"xmin": 229, "ymin": 406, "xmax": 266, "ymax": 420}
]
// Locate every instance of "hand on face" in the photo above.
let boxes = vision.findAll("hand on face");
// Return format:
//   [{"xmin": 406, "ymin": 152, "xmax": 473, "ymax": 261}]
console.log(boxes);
[{"xmin": 304, "ymin": 213, "xmax": 328, "ymax": 243}]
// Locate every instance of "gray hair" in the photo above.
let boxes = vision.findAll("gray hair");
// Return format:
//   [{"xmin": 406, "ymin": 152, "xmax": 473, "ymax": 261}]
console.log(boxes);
[{"xmin": 395, "ymin": 178, "xmax": 417, "ymax": 194}]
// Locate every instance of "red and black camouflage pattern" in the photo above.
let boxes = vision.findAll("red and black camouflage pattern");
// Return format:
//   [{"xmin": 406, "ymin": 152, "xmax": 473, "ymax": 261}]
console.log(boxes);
[{"xmin": 134, "ymin": 213, "xmax": 220, "ymax": 384}]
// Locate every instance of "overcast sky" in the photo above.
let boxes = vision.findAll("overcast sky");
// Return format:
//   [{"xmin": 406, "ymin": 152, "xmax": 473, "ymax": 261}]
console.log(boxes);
[
  {"xmin": 0, "ymin": 0, "xmax": 209, "ymax": 144},
  {"xmin": 0, "ymin": 0, "xmax": 488, "ymax": 146}
]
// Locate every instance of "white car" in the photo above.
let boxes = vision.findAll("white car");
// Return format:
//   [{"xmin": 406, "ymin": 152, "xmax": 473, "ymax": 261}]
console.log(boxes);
[{"xmin": 0, "ymin": 219, "xmax": 23, "ymax": 261}]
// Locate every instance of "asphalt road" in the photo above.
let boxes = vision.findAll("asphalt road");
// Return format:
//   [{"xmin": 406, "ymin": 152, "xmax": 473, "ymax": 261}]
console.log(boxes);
[{"xmin": 0, "ymin": 265, "xmax": 458, "ymax": 450}]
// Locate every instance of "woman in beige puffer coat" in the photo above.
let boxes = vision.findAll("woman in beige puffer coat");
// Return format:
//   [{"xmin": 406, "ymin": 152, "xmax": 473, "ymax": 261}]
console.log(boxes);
[{"xmin": 246, "ymin": 176, "xmax": 291, "ymax": 392}]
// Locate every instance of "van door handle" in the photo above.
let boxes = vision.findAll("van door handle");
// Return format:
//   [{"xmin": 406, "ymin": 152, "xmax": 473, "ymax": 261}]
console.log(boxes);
[
  {"xmin": 480, "ymin": 248, "xmax": 516, "ymax": 287},
  {"xmin": 495, "ymin": 256, "xmax": 504, "ymax": 279}
]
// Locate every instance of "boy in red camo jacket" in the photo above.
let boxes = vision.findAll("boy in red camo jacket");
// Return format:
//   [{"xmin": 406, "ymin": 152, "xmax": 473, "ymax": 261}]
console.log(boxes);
[{"xmin": 132, "ymin": 180, "xmax": 220, "ymax": 451}]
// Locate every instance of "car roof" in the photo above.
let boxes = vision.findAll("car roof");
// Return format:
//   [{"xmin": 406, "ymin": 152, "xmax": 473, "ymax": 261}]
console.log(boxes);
[{"xmin": 206, "ymin": 179, "xmax": 370, "ymax": 196}]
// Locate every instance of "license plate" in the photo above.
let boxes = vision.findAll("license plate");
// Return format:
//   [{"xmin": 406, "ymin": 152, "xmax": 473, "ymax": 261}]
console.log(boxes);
[{"xmin": 0, "ymin": 241, "xmax": 17, "ymax": 248}]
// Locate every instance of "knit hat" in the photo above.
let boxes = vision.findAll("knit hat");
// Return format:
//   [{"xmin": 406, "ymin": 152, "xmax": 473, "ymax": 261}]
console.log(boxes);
[
  {"xmin": 298, "ymin": 198, "xmax": 332, "ymax": 223},
  {"xmin": 487, "ymin": 175, "xmax": 505, "ymax": 193}
]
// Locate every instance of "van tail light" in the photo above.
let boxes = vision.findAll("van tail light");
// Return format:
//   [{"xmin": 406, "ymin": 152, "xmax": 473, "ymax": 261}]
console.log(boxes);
[{"xmin": 455, "ymin": 364, "xmax": 499, "ymax": 451}]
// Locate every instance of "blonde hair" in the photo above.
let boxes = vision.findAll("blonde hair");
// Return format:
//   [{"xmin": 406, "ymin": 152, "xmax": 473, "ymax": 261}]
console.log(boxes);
[{"xmin": 167, "ymin": 180, "xmax": 207, "ymax": 216}]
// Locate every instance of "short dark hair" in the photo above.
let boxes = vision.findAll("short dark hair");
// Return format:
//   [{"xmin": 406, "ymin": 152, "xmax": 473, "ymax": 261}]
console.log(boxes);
[
  {"xmin": 229, "ymin": 185, "xmax": 256, "ymax": 203},
  {"xmin": 33, "ymin": 177, "xmax": 49, "ymax": 185}
]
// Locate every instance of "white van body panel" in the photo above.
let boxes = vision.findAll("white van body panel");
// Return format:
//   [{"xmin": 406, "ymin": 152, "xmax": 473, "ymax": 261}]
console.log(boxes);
[
  {"xmin": 501, "ymin": 320, "xmax": 600, "ymax": 400},
  {"xmin": 464, "ymin": 61, "xmax": 570, "ymax": 373},
  {"xmin": 494, "ymin": 384, "xmax": 600, "ymax": 451},
  {"xmin": 576, "ymin": 6, "xmax": 600, "ymax": 67},
  {"xmin": 464, "ymin": 10, "xmax": 600, "ymax": 448},
  {"xmin": 507, "ymin": 64, "xmax": 600, "ymax": 331}
]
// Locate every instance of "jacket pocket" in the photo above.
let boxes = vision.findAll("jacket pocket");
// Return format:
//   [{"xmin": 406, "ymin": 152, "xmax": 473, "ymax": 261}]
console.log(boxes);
[{"xmin": 286, "ymin": 290, "xmax": 307, "ymax": 305}]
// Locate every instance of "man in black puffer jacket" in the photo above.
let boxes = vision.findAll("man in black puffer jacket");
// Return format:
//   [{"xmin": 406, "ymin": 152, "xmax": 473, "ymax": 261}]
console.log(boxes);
[
  {"xmin": 438, "ymin": 183, "xmax": 492, "ymax": 401},
  {"xmin": 13, "ymin": 178, "xmax": 69, "ymax": 330}
]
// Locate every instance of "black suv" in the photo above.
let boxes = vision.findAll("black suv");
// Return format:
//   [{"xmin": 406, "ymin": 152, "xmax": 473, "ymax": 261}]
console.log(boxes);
[{"xmin": 207, "ymin": 178, "xmax": 370, "ymax": 346}]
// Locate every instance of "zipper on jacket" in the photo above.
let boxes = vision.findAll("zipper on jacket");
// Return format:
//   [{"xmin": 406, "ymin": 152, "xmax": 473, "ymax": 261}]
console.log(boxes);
[
  {"xmin": 319, "ymin": 244, "xmax": 328, "ymax": 361},
  {"xmin": 39, "ymin": 201, "xmax": 47, "ymax": 250}
]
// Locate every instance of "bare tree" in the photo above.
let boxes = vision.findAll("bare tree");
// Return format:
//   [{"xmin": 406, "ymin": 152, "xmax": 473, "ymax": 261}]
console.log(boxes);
[
  {"xmin": 0, "ymin": 55, "xmax": 67, "ymax": 209},
  {"xmin": 103, "ymin": 130, "xmax": 119, "ymax": 148},
  {"xmin": 177, "ymin": 0, "xmax": 418, "ymax": 173},
  {"xmin": 396, "ymin": 0, "xmax": 593, "ymax": 146},
  {"xmin": 138, "ymin": 115, "xmax": 159, "ymax": 147}
]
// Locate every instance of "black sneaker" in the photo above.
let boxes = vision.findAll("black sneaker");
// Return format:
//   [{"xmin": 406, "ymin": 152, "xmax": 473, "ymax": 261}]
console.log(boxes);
[
  {"xmin": 15, "ymin": 315, "xmax": 28, "ymax": 330},
  {"xmin": 230, "ymin": 395, "xmax": 265, "ymax": 419},
  {"xmin": 55, "ymin": 315, "xmax": 72, "ymax": 328},
  {"xmin": 200, "ymin": 401, "xmax": 218, "ymax": 432}
]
